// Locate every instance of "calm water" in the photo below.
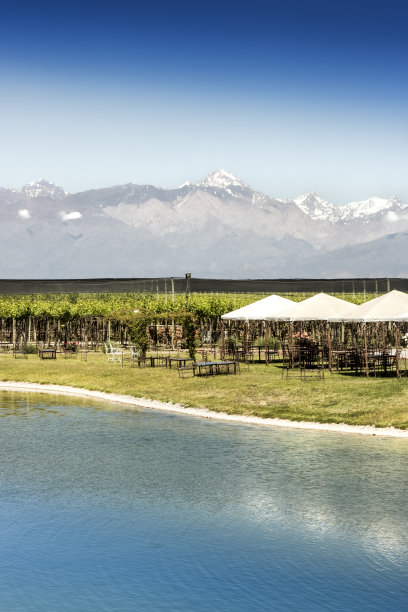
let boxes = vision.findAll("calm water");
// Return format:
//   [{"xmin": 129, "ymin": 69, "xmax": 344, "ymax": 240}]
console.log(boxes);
[{"xmin": 0, "ymin": 391, "xmax": 407, "ymax": 611}]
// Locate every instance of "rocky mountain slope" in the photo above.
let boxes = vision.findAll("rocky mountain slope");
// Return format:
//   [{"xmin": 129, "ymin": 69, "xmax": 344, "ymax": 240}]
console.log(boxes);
[{"xmin": 0, "ymin": 172, "xmax": 406, "ymax": 278}]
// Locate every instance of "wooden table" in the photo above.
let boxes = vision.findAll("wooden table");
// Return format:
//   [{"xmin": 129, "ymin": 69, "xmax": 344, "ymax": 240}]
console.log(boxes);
[
  {"xmin": 194, "ymin": 360, "xmax": 237, "ymax": 376},
  {"xmin": 282, "ymin": 366, "xmax": 325, "ymax": 380},
  {"xmin": 147, "ymin": 355, "xmax": 168, "ymax": 367},
  {"xmin": 168, "ymin": 357, "xmax": 195, "ymax": 369},
  {"xmin": 39, "ymin": 348, "xmax": 57, "ymax": 359}
]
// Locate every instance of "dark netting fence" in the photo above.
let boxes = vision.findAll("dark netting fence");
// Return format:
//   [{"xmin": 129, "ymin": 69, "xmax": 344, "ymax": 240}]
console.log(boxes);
[{"xmin": 0, "ymin": 277, "xmax": 406, "ymax": 295}]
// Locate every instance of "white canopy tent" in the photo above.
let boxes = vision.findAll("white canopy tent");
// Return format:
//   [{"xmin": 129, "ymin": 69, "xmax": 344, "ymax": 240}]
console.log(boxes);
[
  {"xmin": 325, "ymin": 290, "xmax": 408, "ymax": 378},
  {"xmin": 263, "ymin": 293, "xmax": 357, "ymax": 373},
  {"xmin": 266, "ymin": 293, "xmax": 357, "ymax": 322},
  {"xmin": 329, "ymin": 290, "xmax": 408, "ymax": 323},
  {"xmin": 220, "ymin": 294, "xmax": 295, "ymax": 364},
  {"xmin": 221, "ymin": 294, "xmax": 295, "ymax": 321}
]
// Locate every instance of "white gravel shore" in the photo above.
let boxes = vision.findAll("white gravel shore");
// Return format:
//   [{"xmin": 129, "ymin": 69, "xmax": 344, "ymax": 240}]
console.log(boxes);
[{"xmin": 0, "ymin": 380, "xmax": 407, "ymax": 438}]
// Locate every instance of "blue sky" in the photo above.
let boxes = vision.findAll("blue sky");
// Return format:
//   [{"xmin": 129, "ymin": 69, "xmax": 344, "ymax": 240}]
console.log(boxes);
[{"xmin": 1, "ymin": 0, "xmax": 407, "ymax": 203}]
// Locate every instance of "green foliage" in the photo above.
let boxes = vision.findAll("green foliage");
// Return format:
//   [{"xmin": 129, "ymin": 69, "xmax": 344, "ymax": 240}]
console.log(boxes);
[
  {"xmin": 25, "ymin": 344, "xmax": 38, "ymax": 354},
  {"xmin": 183, "ymin": 314, "xmax": 198, "ymax": 359},
  {"xmin": 254, "ymin": 336, "xmax": 281, "ymax": 350},
  {"xmin": 126, "ymin": 316, "xmax": 149, "ymax": 356},
  {"xmin": 0, "ymin": 291, "xmax": 387, "ymax": 323}
]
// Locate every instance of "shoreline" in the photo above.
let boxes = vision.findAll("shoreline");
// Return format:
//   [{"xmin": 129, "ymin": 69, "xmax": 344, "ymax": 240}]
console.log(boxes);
[{"xmin": 0, "ymin": 380, "xmax": 407, "ymax": 438}]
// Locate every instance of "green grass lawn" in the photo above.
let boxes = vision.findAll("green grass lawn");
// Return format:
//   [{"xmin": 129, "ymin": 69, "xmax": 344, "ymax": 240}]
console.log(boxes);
[{"xmin": 0, "ymin": 352, "xmax": 407, "ymax": 429}]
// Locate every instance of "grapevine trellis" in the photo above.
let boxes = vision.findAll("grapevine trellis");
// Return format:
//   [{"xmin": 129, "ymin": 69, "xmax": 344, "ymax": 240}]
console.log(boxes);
[
  {"xmin": 0, "ymin": 292, "xmax": 264, "ymax": 349},
  {"xmin": 0, "ymin": 291, "xmax": 378, "ymax": 349}
]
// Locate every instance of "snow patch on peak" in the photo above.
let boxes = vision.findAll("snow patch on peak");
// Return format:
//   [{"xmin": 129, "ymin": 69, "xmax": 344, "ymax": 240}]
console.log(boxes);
[
  {"xmin": 292, "ymin": 192, "xmax": 408, "ymax": 222},
  {"xmin": 293, "ymin": 192, "xmax": 338, "ymax": 221},
  {"xmin": 338, "ymin": 197, "xmax": 389, "ymax": 219},
  {"xmin": 196, "ymin": 170, "xmax": 249, "ymax": 190},
  {"xmin": 294, "ymin": 192, "xmax": 328, "ymax": 208},
  {"xmin": 337, "ymin": 196, "xmax": 406, "ymax": 221},
  {"xmin": 22, "ymin": 179, "xmax": 68, "ymax": 200}
]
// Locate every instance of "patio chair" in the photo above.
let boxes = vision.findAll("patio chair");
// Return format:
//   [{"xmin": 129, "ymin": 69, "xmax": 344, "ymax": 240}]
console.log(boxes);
[
  {"xmin": 104, "ymin": 343, "xmax": 122, "ymax": 363},
  {"xmin": 129, "ymin": 346, "xmax": 146, "ymax": 367}
]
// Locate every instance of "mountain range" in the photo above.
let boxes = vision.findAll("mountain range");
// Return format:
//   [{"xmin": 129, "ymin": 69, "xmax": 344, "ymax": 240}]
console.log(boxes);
[{"xmin": 0, "ymin": 171, "xmax": 407, "ymax": 279}]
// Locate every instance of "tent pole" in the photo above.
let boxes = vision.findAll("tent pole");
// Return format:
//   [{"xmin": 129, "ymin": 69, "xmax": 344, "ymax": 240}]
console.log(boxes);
[
  {"xmin": 265, "ymin": 321, "xmax": 269, "ymax": 365},
  {"xmin": 395, "ymin": 325, "xmax": 400, "ymax": 378},
  {"xmin": 221, "ymin": 320, "xmax": 225, "ymax": 360},
  {"xmin": 290, "ymin": 322, "xmax": 294, "ymax": 369},
  {"xmin": 244, "ymin": 321, "xmax": 249, "ymax": 363},
  {"xmin": 327, "ymin": 322, "xmax": 332, "ymax": 373},
  {"xmin": 363, "ymin": 324, "xmax": 369, "ymax": 378},
  {"xmin": 381, "ymin": 322, "xmax": 386, "ymax": 350}
]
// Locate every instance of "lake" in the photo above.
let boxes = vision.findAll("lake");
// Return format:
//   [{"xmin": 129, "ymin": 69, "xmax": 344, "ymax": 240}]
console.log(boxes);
[{"xmin": 0, "ymin": 391, "xmax": 407, "ymax": 611}]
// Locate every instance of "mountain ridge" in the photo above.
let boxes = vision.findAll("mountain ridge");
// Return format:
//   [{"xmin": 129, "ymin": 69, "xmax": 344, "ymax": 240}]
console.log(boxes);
[
  {"xmin": 4, "ymin": 171, "xmax": 406, "ymax": 223},
  {"xmin": 0, "ymin": 170, "xmax": 406, "ymax": 278}
]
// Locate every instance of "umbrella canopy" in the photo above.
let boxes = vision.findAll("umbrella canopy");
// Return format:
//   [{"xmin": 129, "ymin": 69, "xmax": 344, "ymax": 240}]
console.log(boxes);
[
  {"xmin": 221, "ymin": 294, "xmax": 295, "ymax": 321},
  {"xmin": 268, "ymin": 292, "xmax": 357, "ymax": 322},
  {"xmin": 332, "ymin": 290, "xmax": 408, "ymax": 323},
  {"xmin": 394, "ymin": 311, "xmax": 408, "ymax": 322}
]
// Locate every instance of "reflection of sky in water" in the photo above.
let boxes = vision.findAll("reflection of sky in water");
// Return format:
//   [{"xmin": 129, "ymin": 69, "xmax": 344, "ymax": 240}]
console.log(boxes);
[{"xmin": 0, "ymin": 391, "xmax": 407, "ymax": 611}]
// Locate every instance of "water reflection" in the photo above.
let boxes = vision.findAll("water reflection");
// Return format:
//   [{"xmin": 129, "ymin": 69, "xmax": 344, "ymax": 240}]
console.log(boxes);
[{"xmin": 0, "ymin": 391, "xmax": 407, "ymax": 611}]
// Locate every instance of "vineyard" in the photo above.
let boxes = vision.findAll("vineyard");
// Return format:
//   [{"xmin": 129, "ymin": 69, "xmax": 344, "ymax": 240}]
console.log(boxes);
[{"xmin": 0, "ymin": 291, "xmax": 377, "ymax": 349}]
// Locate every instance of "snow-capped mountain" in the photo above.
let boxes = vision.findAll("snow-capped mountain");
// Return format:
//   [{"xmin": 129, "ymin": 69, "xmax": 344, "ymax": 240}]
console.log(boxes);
[
  {"xmin": 21, "ymin": 179, "xmax": 68, "ymax": 200},
  {"xmin": 196, "ymin": 169, "xmax": 249, "ymax": 190},
  {"xmin": 336, "ymin": 195, "xmax": 406, "ymax": 221},
  {"xmin": 0, "ymin": 171, "xmax": 407, "ymax": 278},
  {"xmin": 291, "ymin": 191, "xmax": 407, "ymax": 222},
  {"xmin": 7, "ymin": 173, "xmax": 407, "ymax": 221},
  {"xmin": 194, "ymin": 173, "xmax": 407, "ymax": 222},
  {"xmin": 292, "ymin": 192, "xmax": 338, "ymax": 222},
  {"xmin": 194, "ymin": 170, "xmax": 267, "ymax": 205}
]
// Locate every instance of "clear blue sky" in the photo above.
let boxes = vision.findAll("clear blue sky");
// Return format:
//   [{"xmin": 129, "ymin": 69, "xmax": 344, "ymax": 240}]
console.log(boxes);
[{"xmin": 1, "ymin": 0, "xmax": 407, "ymax": 203}]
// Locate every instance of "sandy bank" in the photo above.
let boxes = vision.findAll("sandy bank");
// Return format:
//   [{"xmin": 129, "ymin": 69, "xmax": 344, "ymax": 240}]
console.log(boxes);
[{"xmin": 0, "ymin": 381, "xmax": 407, "ymax": 438}]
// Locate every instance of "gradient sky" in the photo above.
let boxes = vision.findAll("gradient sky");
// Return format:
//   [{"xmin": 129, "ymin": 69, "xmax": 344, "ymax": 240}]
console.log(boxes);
[{"xmin": 1, "ymin": 0, "xmax": 407, "ymax": 203}]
